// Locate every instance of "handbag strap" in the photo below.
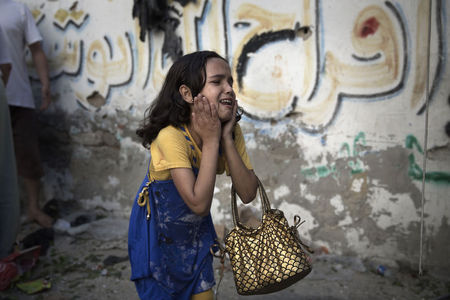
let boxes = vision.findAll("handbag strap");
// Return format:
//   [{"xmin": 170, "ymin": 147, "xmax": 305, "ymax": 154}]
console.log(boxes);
[{"xmin": 231, "ymin": 177, "xmax": 271, "ymax": 228}]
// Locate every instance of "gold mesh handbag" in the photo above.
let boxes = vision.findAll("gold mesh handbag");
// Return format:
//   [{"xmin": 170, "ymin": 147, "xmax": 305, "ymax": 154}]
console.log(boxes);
[{"xmin": 223, "ymin": 178, "xmax": 313, "ymax": 295}]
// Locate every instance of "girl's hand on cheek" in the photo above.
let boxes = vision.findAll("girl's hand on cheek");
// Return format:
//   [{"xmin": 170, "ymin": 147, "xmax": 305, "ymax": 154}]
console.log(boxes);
[
  {"xmin": 221, "ymin": 99, "xmax": 237, "ymax": 140},
  {"xmin": 192, "ymin": 94, "xmax": 221, "ymax": 145}
]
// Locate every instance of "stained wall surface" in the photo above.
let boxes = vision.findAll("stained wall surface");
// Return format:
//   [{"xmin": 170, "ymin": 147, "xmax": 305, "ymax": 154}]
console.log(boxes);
[{"xmin": 17, "ymin": 0, "xmax": 450, "ymax": 272}]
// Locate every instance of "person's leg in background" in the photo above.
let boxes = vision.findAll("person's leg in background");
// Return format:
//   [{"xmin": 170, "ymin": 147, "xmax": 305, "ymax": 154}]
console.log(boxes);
[
  {"xmin": 0, "ymin": 85, "xmax": 19, "ymax": 259},
  {"xmin": 23, "ymin": 177, "xmax": 52, "ymax": 227},
  {"xmin": 9, "ymin": 106, "xmax": 53, "ymax": 228}
]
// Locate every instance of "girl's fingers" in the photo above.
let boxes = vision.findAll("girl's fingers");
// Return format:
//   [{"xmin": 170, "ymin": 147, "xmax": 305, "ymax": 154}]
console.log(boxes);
[
  {"xmin": 199, "ymin": 97, "xmax": 208, "ymax": 118},
  {"xmin": 193, "ymin": 94, "xmax": 219, "ymax": 124},
  {"xmin": 210, "ymin": 99, "xmax": 218, "ymax": 118},
  {"xmin": 196, "ymin": 95, "xmax": 210, "ymax": 118},
  {"xmin": 194, "ymin": 95, "xmax": 202, "ymax": 113},
  {"xmin": 203, "ymin": 96, "xmax": 213, "ymax": 117},
  {"xmin": 192, "ymin": 96, "xmax": 199, "ymax": 116},
  {"xmin": 202, "ymin": 95, "xmax": 218, "ymax": 119}
]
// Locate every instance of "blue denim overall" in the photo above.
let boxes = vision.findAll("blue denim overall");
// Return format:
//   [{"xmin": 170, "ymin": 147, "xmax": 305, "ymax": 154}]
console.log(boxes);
[{"xmin": 128, "ymin": 158, "xmax": 217, "ymax": 299}]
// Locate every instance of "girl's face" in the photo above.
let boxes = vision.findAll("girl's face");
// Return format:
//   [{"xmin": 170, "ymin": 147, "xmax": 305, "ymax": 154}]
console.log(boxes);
[{"xmin": 199, "ymin": 57, "xmax": 236, "ymax": 122}]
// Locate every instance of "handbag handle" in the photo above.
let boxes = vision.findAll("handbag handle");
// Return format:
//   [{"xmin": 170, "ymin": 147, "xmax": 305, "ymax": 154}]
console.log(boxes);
[{"xmin": 231, "ymin": 177, "xmax": 271, "ymax": 228}]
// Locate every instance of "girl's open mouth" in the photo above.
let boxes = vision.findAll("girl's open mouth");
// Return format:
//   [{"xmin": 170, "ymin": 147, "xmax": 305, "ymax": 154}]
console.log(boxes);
[{"xmin": 219, "ymin": 99, "xmax": 233, "ymax": 106}]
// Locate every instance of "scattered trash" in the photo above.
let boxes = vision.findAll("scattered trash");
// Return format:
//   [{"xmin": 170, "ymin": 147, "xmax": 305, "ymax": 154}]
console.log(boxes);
[
  {"xmin": 366, "ymin": 256, "xmax": 398, "ymax": 278},
  {"xmin": 0, "ymin": 261, "xmax": 19, "ymax": 291},
  {"xmin": 316, "ymin": 254, "xmax": 367, "ymax": 273},
  {"xmin": 0, "ymin": 246, "xmax": 41, "ymax": 291},
  {"xmin": 377, "ymin": 264, "xmax": 386, "ymax": 275},
  {"xmin": 88, "ymin": 218, "xmax": 129, "ymax": 241},
  {"xmin": 3, "ymin": 246, "xmax": 41, "ymax": 273},
  {"xmin": 43, "ymin": 199, "xmax": 62, "ymax": 219},
  {"xmin": 317, "ymin": 246, "xmax": 330, "ymax": 255},
  {"xmin": 71, "ymin": 214, "xmax": 91, "ymax": 227},
  {"xmin": 103, "ymin": 255, "xmax": 128, "ymax": 267},
  {"xmin": 100, "ymin": 269, "xmax": 108, "ymax": 276},
  {"xmin": 21, "ymin": 228, "xmax": 54, "ymax": 256},
  {"xmin": 53, "ymin": 219, "xmax": 70, "ymax": 232},
  {"xmin": 376, "ymin": 264, "xmax": 393, "ymax": 277},
  {"xmin": 54, "ymin": 219, "xmax": 90, "ymax": 236},
  {"xmin": 43, "ymin": 198, "xmax": 77, "ymax": 219},
  {"xmin": 16, "ymin": 278, "xmax": 51, "ymax": 294}
]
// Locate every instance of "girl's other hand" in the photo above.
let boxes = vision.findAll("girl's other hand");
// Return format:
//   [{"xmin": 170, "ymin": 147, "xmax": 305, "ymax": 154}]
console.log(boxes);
[
  {"xmin": 221, "ymin": 99, "xmax": 237, "ymax": 141},
  {"xmin": 192, "ymin": 94, "xmax": 221, "ymax": 145}
]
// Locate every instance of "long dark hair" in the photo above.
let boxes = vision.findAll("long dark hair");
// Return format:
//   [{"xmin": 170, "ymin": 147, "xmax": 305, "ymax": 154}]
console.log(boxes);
[{"xmin": 136, "ymin": 51, "xmax": 241, "ymax": 148}]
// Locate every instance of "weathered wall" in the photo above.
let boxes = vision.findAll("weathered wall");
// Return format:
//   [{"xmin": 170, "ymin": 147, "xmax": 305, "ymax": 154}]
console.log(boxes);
[{"xmin": 20, "ymin": 0, "xmax": 449, "ymax": 273}]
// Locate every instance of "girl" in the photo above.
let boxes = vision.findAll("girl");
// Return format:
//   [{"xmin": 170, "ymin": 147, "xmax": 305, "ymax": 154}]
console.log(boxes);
[{"xmin": 128, "ymin": 51, "xmax": 258, "ymax": 300}]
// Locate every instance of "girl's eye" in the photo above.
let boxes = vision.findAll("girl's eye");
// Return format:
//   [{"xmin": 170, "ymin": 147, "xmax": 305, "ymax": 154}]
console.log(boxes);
[{"xmin": 211, "ymin": 81, "xmax": 220, "ymax": 84}]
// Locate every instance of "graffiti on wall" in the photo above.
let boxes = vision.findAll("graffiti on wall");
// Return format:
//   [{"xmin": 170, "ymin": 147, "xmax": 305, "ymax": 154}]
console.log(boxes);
[
  {"xmin": 301, "ymin": 132, "xmax": 367, "ymax": 180},
  {"xmin": 300, "ymin": 132, "xmax": 450, "ymax": 185},
  {"xmin": 406, "ymin": 135, "xmax": 450, "ymax": 184},
  {"xmin": 27, "ymin": 4, "xmax": 136, "ymax": 108},
  {"xmin": 28, "ymin": 0, "xmax": 446, "ymax": 125}
]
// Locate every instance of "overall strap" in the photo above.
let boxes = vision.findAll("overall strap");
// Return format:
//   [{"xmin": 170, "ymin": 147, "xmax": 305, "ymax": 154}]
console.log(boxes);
[
  {"xmin": 179, "ymin": 124, "xmax": 227, "ymax": 165},
  {"xmin": 179, "ymin": 125, "xmax": 199, "ymax": 167}
]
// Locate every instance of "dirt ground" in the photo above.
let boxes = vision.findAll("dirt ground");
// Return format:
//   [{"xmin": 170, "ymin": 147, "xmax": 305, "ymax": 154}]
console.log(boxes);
[{"xmin": 1, "ymin": 209, "xmax": 449, "ymax": 300}]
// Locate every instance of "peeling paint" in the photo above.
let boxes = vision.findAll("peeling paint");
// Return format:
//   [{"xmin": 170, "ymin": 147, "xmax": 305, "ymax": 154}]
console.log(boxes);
[
  {"xmin": 107, "ymin": 176, "xmax": 120, "ymax": 187},
  {"xmin": 368, "ymin": 187, "xmax": 418, "ymax": 231},
  {"xmin": 330, "ymin": 195, "xmax": 344, "ymax": 214},
  {"xmin": 345, "ymin": 227, "xmax": 370, "ymax": 253},
  {"xmin": 278, "ymin": 201, "xmax": 317, "ymax": 242},
  {"xmin": 350, "ymin": 177, "xmax": 365, "ymax": 193},
  {"xmin": 274, "ymin": 185, "xmax": 290, "ymax": 200},
  {"xmin": 337, "ymin": 212, "xmax": 353, "ymax": 227}
]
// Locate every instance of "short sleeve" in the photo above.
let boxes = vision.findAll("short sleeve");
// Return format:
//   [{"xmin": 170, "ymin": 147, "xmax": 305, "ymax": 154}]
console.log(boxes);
[
  {"xmin": 22, "ymin": 4, "xmax": 42, "ymax": 46},
  {"xmin": 151, "ymin": 126, "xmax": 192, "ymax": 172}
]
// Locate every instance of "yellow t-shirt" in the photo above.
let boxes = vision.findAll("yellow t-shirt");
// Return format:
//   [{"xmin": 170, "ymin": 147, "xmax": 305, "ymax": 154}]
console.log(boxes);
[{"xmin": 149, "ymin": 123, "xmax": 252, "ymax": 182}]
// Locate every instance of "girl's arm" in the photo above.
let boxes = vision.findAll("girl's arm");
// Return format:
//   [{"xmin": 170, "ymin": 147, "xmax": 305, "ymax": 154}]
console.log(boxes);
[
  {"xmin": 171, "ymin": 95, "xmax": 221, "ymax": 216},
  {"xmin": 222, "ymin": 137, "xmax": 258, "ymax": 203},
  {"xmin": 222, "ymin": 101, "xmax": 258, "ymax": 203}
]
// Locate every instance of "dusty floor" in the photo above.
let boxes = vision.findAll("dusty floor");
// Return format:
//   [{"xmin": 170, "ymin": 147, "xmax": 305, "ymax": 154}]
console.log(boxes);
[{"xmin": 1, "ymin": 209, "xmax": 449, "ymax": 300}]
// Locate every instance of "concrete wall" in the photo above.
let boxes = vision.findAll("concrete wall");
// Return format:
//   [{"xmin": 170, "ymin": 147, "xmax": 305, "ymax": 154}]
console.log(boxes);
[{"xmin": 20, "ymin": 0, "xmax": 449, "ymax": 272}]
